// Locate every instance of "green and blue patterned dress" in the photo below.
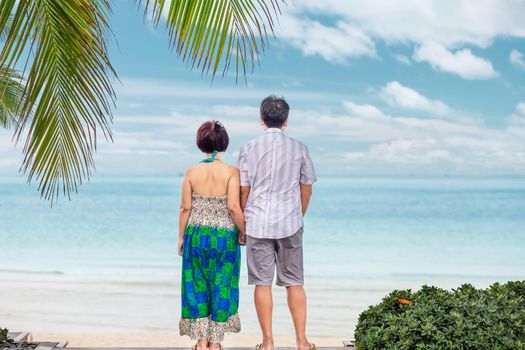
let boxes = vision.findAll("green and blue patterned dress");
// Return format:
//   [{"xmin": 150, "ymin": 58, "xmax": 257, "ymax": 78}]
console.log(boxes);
[{"xmin": 179, "ymin": 193, "xmax": 241, "ymax": 343}]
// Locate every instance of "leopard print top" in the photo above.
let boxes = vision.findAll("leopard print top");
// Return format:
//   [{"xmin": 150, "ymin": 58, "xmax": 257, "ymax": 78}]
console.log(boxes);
[{"xmin": 187, "ymin": 193, "xmax": 236, "ymax": 230}]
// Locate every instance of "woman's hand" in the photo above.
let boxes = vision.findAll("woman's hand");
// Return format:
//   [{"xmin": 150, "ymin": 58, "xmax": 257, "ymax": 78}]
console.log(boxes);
[
  {"xmin": 238, "ymin": 231, "xmax": 246, "ymax": 246},
  {"xmin": 178, "ymin": 240, "xmax": 184, "ymax": 256}
]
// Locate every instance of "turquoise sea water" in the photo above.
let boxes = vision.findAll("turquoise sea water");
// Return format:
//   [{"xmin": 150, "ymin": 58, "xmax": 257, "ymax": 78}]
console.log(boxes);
[{"xmin": 1, "ymin": 177, "xmax": 525, "ymax": 337}]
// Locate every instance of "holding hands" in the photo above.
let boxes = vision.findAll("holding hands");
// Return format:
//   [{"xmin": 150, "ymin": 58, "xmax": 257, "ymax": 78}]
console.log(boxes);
[{"xmin": 238, "ymin": 230, "xmax": 247, "ymax": 246}]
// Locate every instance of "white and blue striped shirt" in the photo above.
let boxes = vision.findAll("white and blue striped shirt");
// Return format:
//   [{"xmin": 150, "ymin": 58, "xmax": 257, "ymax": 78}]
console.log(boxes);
[{"xmin": 237, "ymin": 128, "xmax": 317, "ymax": 239}]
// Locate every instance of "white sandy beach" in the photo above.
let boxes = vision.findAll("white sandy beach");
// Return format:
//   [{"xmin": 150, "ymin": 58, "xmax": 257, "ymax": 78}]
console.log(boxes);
[{"xmin": 0, "ymin": 266, "xmax": 359, "ymax": 347}]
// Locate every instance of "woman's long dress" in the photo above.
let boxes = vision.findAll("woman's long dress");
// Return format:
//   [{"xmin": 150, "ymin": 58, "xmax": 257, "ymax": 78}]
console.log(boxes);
[{"xmin": 179, "ymin": 193, "xmax": 241, "ymax": 343}]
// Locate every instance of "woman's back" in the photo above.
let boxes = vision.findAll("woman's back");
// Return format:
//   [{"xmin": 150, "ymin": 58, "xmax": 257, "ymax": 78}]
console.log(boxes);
[{"xmin": 187, "ymin": 161, "xmax": 234, "ymax": 197}]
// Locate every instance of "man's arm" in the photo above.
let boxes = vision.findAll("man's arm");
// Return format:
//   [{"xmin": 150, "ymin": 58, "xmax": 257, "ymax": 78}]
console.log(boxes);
[
  {"xmin": 300, "ymin": 183, "xmax": 312, "ymax": 216},
  {"xmin": 299, "ymin": 145, "xmax": 316, "ymax": 217},
  {"xmin": 237, "ymin": 145, "xmax": 251, "ymax": 211},
  {"xmin": 240, "ymin": 186, "xmax": 251, "ymax": 211}
]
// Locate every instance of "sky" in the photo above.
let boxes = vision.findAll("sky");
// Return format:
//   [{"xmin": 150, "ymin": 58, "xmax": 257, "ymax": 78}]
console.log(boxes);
[{"xmin": 1, "ymin": 0, "xmax": 525, "ymax": 178}]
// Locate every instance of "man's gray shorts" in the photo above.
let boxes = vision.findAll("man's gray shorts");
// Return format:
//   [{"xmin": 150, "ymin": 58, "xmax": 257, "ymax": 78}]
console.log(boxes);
[{"xmin": 246, "ymin": 227, "xmax": 304, "ymax": 287}]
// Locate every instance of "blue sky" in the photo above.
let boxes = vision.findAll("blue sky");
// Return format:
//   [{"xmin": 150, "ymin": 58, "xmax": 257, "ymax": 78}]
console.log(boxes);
[{"xmin": 1, "ymin": 0, "xmax": 525, "ymax": 177}]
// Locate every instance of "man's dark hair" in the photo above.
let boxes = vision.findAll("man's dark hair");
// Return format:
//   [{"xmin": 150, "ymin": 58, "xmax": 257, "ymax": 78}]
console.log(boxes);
[
  {"xmin": 196, "ymin": 120, "xmax": 229, "ymax": 153},
  {"xmin": 260, "ymin": 95, "xmax": 289, "ymax": 128}
]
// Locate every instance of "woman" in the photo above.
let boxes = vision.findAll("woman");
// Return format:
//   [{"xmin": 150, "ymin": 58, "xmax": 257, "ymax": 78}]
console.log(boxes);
[{"xmin": 178, "ymin": 120, "xmax": 246, "ymax": 350}]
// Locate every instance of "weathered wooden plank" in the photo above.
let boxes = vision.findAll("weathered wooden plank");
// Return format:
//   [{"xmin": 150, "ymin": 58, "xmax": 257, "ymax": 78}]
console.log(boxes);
[
  {"xmin": 33, "ymin": 342, "xmax": 67, "ymax": 350},
  {"xmin": 35, "ymin": 345, "xmax": 54, "ymax": 350},
  {"xmin": 342, "ymin": 340, "xmax": 355, "ymax": 349},
  {"xmin": 4, "ymin": 333, "xmax": 68, "ymax": 350},
  {"xmin": 6, "ymin": 332, "xmax": 31, "ymax": 342}
]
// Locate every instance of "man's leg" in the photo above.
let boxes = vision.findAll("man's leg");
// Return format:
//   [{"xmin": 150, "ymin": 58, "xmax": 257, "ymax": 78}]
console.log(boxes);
[
  {"xmin": 287, "ymin": 285, "xmax": 310, "ymax": 350},
  {"xmin": 247, "ymin": 235, "xmax": 277, "ymax": 350},
  {"xmin": 276, "ymin": 228, "xmax": 311, "ymax": 350},
  {"xmin": 254, "ymin": 285, "xmax": 274, "ymax": 350}
]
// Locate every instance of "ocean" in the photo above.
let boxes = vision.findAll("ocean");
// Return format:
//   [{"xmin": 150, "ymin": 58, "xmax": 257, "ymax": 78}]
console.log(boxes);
[{"xmin": 1, "ymin": 176, "xmax": 524, "ymax": 338}]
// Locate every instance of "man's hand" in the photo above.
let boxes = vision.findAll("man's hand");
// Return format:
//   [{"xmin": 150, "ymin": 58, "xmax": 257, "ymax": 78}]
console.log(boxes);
[{"xmin": 238, "ymin": 231, "xmax": 247, "ymax": 246}]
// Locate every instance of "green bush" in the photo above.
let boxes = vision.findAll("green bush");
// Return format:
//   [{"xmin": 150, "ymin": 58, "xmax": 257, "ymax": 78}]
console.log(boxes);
[
  {"xmin": 355, "ymin": 281, "xmax": 525, "ymax": 350},
  {"xmin": 0, "ymin": 328, "xmax": 8, "ymax": 343}
]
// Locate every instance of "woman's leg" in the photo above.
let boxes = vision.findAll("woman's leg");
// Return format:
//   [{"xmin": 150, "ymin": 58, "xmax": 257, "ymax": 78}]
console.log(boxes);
[
  {"xmin": 180, "ymin": 227, "xmax": 212, "ymax": 345},
  {"xmin": 208, "ymin": 342, "xmax": 221, "ymax": 350},
  {"xmin": 196, "ymin": 339, "xmax": 209, "ymax": 350}
]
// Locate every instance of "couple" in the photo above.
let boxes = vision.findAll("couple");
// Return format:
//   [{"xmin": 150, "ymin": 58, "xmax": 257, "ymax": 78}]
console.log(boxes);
[{"xmin": 177, "ymin": 95, "xmax": 317, "ymax": 350}]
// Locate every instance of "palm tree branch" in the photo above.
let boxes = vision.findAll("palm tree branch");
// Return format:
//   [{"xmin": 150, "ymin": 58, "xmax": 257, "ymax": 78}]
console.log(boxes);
[
  {"xmin": 0, "ymin": 67, "xmax": 24, "ymax": 129},
  {"xmin": 0, "ymin": 0, "xmax": 116, "ymax": 203},
  {"xmin": 143, "ymin": 0, "xmax": 285, "ymax": 80}
]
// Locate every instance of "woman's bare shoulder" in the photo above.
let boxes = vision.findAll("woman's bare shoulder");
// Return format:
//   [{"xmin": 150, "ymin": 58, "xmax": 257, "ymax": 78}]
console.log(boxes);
[
  {"xmin": 224, "ymin": 163, "xmax": 240, "ymax": 175},
  {"xmin": 183, "ymin": 164, "xmax": 201, "ymax": 178}
]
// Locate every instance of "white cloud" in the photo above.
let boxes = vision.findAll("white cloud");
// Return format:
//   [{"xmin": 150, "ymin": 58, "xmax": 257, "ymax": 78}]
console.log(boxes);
[
  {"xmin": 343, "ymin": 101, "xmax": 387, "ymax": 118},
  {"xmin": 393, "ymin": 54, "xmax": 411, "ymax": 65},
  {"xmin": 347, "ymin": 138, "xmax": 454, "ymax": 164},
  {"xmin": 3, "ymin": 100, "xmax": 525, "ymax": 177},
  {"xmin": 115, "ymin": 107, "xmax": 263, "ymax": 138},
  {"xmin": 507, "ymin": 102, "xmax": 525, "ymax": 124},
  {"xmin": 211, "ymin": 105, "xmax": 259, "ymax": 118},
  {"xmin": 116, "ymin": 77, "xmax": 345, "ymax": 102},
  {"xmin": 413, "ymin": 42, "xmax": 498, "ymax": 80},
  {"xmin": 104, "ymin": 100, "xmax": 525, "ymax": 176},
  {"xmin": 339, "ymin": 113, "xmax": 525, "ymax": 175},
  {"xmin": 345, "ymin": 134, "xmax": 525, "ymax": 175},
  {"xmin": 277, "ymin": 1, "xmax": 524, "ymax": 77},
  {"xmin": 380, "ymin": 81, "xmax": 451, "ymax": 116},
  {"xmin": 99, "ymin": 131, "xmax": 186, "ymax": 155},
  {"xmin": 516, "ymin": 103, "xmax": 525, "ymax": 116},
  {"xmin": 296, "ymin": 100, "xmax": 525, "ymax": 175},
  {"xmin": 510, "ymin": 50, "xmax": 525, "ymax": 69},
  {"xmin": 277, "ymin": 16, "xmax": 376, "ymax": 63},
  {"xmin": 117, "ymin": 115, "xmax": 186, "ymax": 126},
  {"xmin": 284, "ymin": 1, "xmax": 525, "ymax": 47},
  {"xmin": 507, "ymin": 102, "xmax": 525, "ymax": 136}
]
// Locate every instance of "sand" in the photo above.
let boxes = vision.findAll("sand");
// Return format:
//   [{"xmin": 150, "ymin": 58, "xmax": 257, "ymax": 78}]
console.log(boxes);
[{"xmin": 31, "ymin": 332, "xmax": 345, "ymax": 348}]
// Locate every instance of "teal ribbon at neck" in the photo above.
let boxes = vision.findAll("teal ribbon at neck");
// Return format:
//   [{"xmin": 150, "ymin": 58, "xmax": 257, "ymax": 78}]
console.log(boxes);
[{"xmin": 200, "ymin": 150, "xmax": 218, "ymax": 163}]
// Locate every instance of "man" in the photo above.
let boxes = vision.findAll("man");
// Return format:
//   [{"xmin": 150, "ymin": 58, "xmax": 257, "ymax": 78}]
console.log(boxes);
[{"xmin": 237, "ymin": 95, "xmax": 317, "ymax": 350}]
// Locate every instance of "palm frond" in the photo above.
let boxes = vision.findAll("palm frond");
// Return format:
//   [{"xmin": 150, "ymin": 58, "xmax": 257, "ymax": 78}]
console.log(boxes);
[
  {"xmin": 0, "ymin": 66, "xmax": 24, "ymax": 129},
  {"xmin": 142, "ymin": 0, "xmax": 285, "ymax": 81},
  {"xmin": 0, "ymin": 15, "xmax": 12, "ymax": 40},
  {"xmin": 0, "ymin": 0, "xmax": 116, "ymax": 203}
]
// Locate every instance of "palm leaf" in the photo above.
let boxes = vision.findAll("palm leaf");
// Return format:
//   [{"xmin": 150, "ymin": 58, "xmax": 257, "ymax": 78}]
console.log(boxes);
[
  {"xmin": 142, "ymin": 0, "xmax": 285, "ymax": 82},
  {"xmin": 0, "ymin": 0, "xmax": 116, "ymax": 203},
  {"xmin": 0, "ymin": 0, "xmax": 284, "ymax": 203},
  {"xmin": 0, "ymin": 67, "xmax": 24, "ymax": 129},
  {"xmin": 0, "ymin": 16, "xmax": 23, "ymax": 129}
]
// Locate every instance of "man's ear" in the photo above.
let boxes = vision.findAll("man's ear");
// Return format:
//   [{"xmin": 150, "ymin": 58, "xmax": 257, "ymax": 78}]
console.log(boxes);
[
  {"xmin": 283, "ymin": 118, "xmax": 289, "ymax": 128},
  {"xmin": 260, "ymin": 117, "xmax": 267, "ymax": 129}
]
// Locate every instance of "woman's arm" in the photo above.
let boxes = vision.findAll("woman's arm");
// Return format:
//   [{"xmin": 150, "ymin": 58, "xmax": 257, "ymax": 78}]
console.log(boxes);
[
  {"xmin": 178, "ymin": 171, "xmax": 193, "ymax": 256},
  {"xmin": 240, "ymin": 186, "xmax": 250, "ymax": 210},
  {"xmin": 227, "ymin": 168, "xmax": 246, "ymax": 245}
]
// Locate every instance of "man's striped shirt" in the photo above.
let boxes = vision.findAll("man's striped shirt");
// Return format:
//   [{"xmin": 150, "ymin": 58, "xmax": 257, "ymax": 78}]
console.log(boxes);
[{"xmin": 237, "ymin": 128, "xmax": 317, "ymax": 239}]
